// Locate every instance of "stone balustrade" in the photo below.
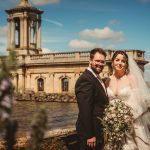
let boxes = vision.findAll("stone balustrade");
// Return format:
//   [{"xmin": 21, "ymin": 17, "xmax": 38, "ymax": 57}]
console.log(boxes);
[{"xmin": 16, "ymin": 50, "xmax": 145, "ymax": 65}]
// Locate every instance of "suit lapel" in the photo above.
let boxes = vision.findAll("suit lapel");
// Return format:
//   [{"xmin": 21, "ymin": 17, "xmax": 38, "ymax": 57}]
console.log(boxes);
[
  {"xmin": 85, "ymin": 69, "xmax": 108, "ymax": 97},
  {"xmin": 95, "ymin": 76, "xmax": 108, "ymax": 97}
]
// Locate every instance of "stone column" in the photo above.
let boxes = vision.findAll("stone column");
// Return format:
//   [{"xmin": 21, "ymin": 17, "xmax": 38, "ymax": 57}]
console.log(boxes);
[
  {"xmin": 70, "ymin": 73, "xmax": 76, "ymax": 92},
  {"xmin": 44, "ymin": 74, "xmax": 49, "ymax": 93},
  {"xmin": 30, "ymin": 75, "xmax": 36, "ymax": 92},
  {"xmin": 26, "ymin": 74, "xmax": 31, "ymax": 89},
  {"xmin": 13, "ymin": 73, "xmax": 18, "ymax": 92},
  {"xmin": 68, "ymin": 76, "xmax": 71, "ymax": 92},
  {"xmin": 18, "ymin": 74, "xmax": 23, "ymax": 93},
  {"xmin": 74, "ymin": 73, "xmax": 80, "ymax": 86},
  {"xmin": 23, "ymin": 14, "xmax": 28, "ymax": 49},
  {"xmin": 34, "ymin": 23, "xmax": 37, "ymax": 48},
  {"xmin": 20, "ymin": 17, "xmax": 24, "ymax": 49},
  {"xmin": 53, "ymin": 74, "xmax": 58, "ymax": 93},
  {"xmin": 7, "ymin": 16, "xmax": 11, "ymax": 50},
  {"xmin": 11, "ymin": 19, "xmax": 15, "ymax": 49},
  {"xmin": 49, "ymin": 73, "xmax": 54, "ymax": 93},
  {"xmin": 29, "ymin": 23, "xmax": 31, "ymax": 48},
  {"xmin": 18, "ymin": 69, "xmax": 25, "ymax": 93},
  {"xmin": 37, "ymin": 15, "xmax": 41, "ymax": 49}
]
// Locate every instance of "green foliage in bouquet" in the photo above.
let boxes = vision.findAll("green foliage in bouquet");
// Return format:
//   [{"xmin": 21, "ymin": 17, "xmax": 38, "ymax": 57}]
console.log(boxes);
[{"xmin": 100, "ymin": 98, "xmax": 134, "ymax": 150}]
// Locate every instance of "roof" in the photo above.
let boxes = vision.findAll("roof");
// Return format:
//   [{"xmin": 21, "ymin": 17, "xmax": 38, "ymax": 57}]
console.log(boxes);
[{"xmin": 5, "ymin": 0, "xmax": 43, "ymax": 14}]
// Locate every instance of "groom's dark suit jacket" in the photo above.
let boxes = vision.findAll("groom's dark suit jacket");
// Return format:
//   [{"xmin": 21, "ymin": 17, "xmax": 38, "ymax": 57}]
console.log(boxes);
[{"xmin": 75, "ymin": 69, "xmax": 109, "ymax": 140}]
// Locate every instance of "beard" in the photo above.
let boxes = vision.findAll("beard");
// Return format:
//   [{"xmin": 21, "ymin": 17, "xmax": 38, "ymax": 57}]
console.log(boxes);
[{"xmin": 91, "ymin": 65, "xmax": 104, "ymax": 75}]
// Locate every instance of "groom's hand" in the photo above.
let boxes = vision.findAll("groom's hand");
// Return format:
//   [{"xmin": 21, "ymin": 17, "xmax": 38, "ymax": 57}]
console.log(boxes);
[{"xmin": 87, "ymin": 137, "xmax": 96, "ymax": 148}]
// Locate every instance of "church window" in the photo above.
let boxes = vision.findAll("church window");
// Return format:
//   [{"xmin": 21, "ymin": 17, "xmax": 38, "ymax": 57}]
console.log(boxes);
[
  {"xmin": 37, "ymin": 78, "xmax": 44, "ymax": 91},
  {"xmin": 62, "ymin": 78, "xmax": 69, "ymax": 92}
]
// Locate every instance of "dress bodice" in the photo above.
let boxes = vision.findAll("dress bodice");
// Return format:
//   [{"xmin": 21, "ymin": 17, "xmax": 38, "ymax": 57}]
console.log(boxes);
[
  {"xmin": 107, "ymin": 86, "xmax": 143, "ymax": 117},
  {"xmin": 107, "ymin": 86, "xmax": 132, "ymax": 105}
]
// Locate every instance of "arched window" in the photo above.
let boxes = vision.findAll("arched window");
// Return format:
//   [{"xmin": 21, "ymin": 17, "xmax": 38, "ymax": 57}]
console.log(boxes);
[
  {"xmin": 37, "ymin": 78, "xmax": 44, "ymax": 91},
  {"xmin": 62, "ymin": 78, "xmax": 69, "ymax": 92}
]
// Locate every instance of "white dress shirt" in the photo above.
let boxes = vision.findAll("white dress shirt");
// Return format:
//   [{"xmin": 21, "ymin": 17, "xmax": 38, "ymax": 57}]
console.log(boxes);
[{"xmin": 87, "ymin": 67, "xmax": 107, "ymax": 93}]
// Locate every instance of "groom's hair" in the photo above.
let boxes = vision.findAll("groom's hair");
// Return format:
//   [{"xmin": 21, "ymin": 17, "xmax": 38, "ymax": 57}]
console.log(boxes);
[{"xmin": 90, "ymin": 48, "xmax": 107, "ymax": 60}]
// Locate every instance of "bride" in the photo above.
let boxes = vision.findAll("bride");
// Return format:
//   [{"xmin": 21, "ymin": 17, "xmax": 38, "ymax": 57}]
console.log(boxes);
[{"xmin": 106, "ymin": 50, "xmax": 150, "ymax": 150}]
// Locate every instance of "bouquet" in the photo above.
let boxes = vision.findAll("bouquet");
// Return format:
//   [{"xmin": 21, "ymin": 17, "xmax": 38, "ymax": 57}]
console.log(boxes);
[{"xmin": 101, "ymin": 98, "xmax": 134, "ymax": 150}]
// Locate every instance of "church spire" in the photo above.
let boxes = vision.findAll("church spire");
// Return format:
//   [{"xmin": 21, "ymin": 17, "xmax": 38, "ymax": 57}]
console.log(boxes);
[{"xmin": 17, "ymin": 0, "xmax": 31, "ymax": 7}]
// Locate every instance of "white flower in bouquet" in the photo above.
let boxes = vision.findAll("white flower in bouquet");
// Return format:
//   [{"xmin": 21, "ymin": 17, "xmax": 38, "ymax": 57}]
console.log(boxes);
[{"xmin": 100, "ymin": 97, "xmax": 134, "ymax": 150}]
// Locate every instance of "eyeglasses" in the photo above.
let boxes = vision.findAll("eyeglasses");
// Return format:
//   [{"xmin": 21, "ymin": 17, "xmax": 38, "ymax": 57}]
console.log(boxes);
[{"xmin": 93, "ymin": 60, "xmax": 106, "ymax": 65}]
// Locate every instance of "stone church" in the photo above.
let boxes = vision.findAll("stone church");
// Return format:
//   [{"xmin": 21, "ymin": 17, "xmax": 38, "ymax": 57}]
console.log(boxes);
[{"xmin": 5, "ymin": 0, "xmax": 148, "ymax": 94}]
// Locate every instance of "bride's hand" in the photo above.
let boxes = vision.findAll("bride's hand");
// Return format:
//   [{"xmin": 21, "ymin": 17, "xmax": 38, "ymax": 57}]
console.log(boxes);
[{"xmin": 87, "ymin": 137, "xmax": 96, "ymax": 148}]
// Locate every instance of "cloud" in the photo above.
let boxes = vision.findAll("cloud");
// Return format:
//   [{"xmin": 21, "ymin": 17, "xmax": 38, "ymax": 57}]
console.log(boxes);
[
  {"xmin": 43, "ymin": 18, "xmax": 63, "ymax": 27},
  {"xmin": 42, "ymin": 48, "xmax": 58, "ymax": 53},
  {"xmin": 68, "ymin": 39, "xmax": 101, "ymax": 49},
  {"xmin": 79, "ymin": 27, "xmax": 125, "ymax": 42},
  {"xmin": 31, "ymin": 0, "xmax": 61, "ymax": 5}
]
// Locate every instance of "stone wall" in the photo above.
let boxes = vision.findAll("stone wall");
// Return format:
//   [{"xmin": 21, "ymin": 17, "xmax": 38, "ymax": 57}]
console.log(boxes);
[{"xmin": 14, "ymin": 91, "xmax": 76, "ymax": 103}]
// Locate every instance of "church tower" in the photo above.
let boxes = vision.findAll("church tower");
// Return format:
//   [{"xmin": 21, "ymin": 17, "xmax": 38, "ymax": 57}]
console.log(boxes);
[{"xmin": 5, "ymin": 0, "xmax": 44, "ymax": 55}]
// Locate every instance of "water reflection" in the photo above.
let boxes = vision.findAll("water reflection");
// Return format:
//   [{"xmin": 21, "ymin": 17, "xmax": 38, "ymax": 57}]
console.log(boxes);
[{"xmin": 11, "ymin": 101, "xmax": 78, "ymax": 137}]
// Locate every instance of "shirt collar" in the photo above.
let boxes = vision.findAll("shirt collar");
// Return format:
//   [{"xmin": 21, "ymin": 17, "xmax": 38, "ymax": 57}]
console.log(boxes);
[{"xmin": 87, "ymin": 67, "xmax": 98, "ymax": 78}]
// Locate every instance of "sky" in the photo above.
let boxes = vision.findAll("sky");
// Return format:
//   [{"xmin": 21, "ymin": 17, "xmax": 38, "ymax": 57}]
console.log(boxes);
[{"xmin": 0, "ymin": 0, "xmax": 150, "ymax": 81}]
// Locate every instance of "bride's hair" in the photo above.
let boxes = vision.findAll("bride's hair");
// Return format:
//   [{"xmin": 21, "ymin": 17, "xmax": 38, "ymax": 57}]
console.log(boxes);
[{"xmin": 111, "ymin": 50, "xmax": 130, "ymax": 75}]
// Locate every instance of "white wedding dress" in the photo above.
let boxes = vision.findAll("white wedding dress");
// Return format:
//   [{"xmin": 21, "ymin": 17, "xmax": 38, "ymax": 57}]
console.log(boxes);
[{"xmin": 107, "ymin": 86, "xmax": 150, "ymax": 150}]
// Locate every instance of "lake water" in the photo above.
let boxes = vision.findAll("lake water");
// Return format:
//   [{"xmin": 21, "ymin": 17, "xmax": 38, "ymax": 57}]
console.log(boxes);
[
  {"xmin": 11, "ymin": 101, "xmax": 78, "ymax": 137},
  {"xmin": 4, "ymin": 90, "xmax": 150, "ymax": 138}
]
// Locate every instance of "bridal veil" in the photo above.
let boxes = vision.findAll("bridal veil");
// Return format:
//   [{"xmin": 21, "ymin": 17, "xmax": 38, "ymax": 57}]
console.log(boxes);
[{"xmin": 128, "ymin": 56, "xmax": 150, "ymax": 144}]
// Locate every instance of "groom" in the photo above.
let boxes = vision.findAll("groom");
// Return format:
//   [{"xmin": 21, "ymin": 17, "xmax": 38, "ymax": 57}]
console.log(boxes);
[{"xmin": 75, "ymin": 48, "xmax": 109, "ymax": 150}]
